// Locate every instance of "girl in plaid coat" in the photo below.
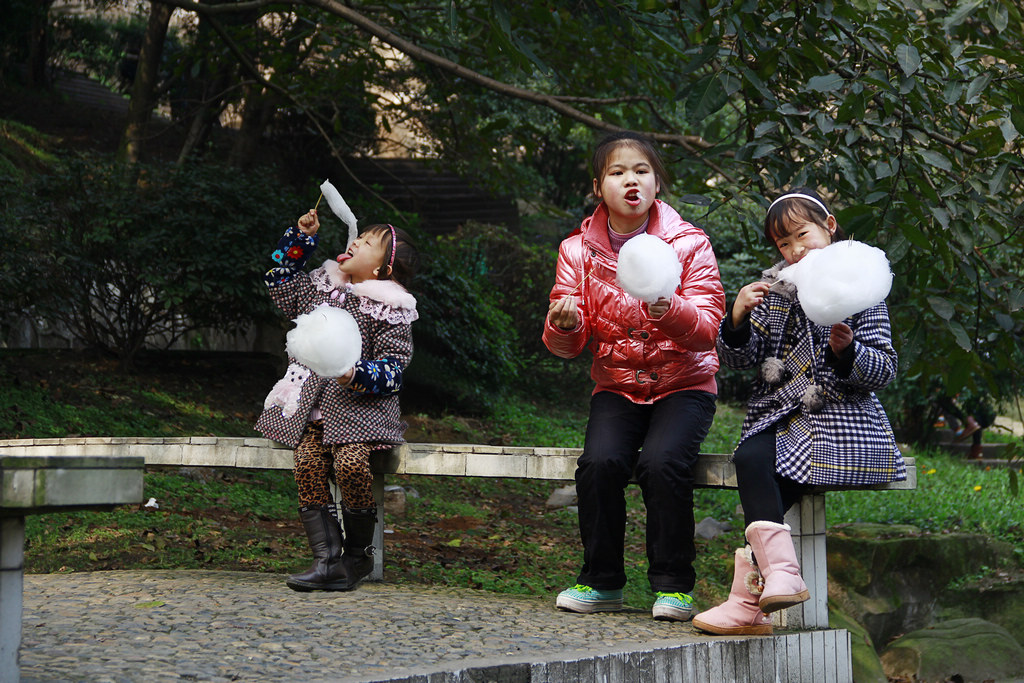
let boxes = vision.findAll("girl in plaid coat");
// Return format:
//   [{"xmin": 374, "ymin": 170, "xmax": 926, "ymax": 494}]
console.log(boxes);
[
  {"xmin": 256, "ymin": 208, "xmax": 418, "ymax": 592},
  {"xmin": 693, "ymin": 188, "xmax": 905, "ymax": 636}
]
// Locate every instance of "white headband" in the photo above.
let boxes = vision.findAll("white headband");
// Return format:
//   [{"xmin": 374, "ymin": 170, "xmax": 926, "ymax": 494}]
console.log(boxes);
[{"xmin": 767, "ymin": 193, "xmax": 832, "ymax": 217}]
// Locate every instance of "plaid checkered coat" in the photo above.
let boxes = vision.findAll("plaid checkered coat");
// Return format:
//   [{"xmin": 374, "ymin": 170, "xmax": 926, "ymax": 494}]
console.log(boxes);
[{"xmin": 718, "ymin": 287, "xmax": 906, "ymax": 486}]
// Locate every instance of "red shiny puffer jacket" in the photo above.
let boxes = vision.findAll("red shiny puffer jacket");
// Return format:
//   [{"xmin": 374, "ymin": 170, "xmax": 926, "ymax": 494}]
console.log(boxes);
[{"xmin": 542, "ymin": 200, "xmax": 725, "ymax": 404}]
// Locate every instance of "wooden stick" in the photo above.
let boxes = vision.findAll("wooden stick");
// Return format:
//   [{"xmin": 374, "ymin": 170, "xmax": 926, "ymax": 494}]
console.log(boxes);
[
  {"xmin": 567, "ymin": 269, "xmax": 594, "ymax": 295},
  {"xmin": 314, "ymin": 193, "xmax": 323, "ymax": 211}
]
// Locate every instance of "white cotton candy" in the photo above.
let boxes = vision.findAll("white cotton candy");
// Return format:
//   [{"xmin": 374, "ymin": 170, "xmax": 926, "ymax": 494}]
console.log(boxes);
[
  {"xmin": 616, "ymin": 233, "xmax": 683, "ymax": 303},
  {"xmin": 319, "ymin": 179, "xmax": 358, "ymax": 249},
  {"xmin": 776, "ymin": 240, "xmax": 893, "ymax": 326},
  {"xmin": 285, "ymin": 304, "xmax": 362, "ymax": 378}
]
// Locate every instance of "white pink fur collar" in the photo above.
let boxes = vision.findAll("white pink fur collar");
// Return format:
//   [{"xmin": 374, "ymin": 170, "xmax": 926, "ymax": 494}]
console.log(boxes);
[{"xmin": 318, "ymin": 259, "xmax": 417, "ymax": 312}]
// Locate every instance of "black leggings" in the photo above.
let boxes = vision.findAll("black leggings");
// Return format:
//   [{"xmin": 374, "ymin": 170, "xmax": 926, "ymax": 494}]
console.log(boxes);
[{"xmin": 733, "ymin": 428, "xmax": 811, "ymax": 527}]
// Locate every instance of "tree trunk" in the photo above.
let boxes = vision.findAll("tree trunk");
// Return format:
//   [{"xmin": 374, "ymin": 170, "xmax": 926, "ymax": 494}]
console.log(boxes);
[
  {"xmin": 118, "ymin": 2, "xmax": 174, "ymax": 163},
  {"xmin": 227, "ymin": 84, "xmax": 277, "ymax": 168},
  {"xmin": 26, "ymin": 1, "xmax": 54, "ymax": 87}
]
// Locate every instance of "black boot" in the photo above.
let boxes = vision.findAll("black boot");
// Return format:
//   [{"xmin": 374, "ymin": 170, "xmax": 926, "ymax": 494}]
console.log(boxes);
[
  {"xmin": 341, "ymin": 508, "xmax": 377, "ymax": 589},
  {"xmin": 286, "ymin": 504, "xmax": 349, "ymax": 591}
]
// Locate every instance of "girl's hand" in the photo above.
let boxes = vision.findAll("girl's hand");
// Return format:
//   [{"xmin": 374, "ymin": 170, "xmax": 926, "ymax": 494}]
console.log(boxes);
[
  {"xmin": 829, "ymin": 323, "xmax": 854, "ymax": 354},
  {"xmin": 732, "ymin": 281, "xmax": 770, "ymax": 327},
  {"xmin": 297, "ymin": 209, "xmax": 320, "ymax": 236},
  {"xmin": 648, "ymin": 297, "xmax": 670, "ymax": 319},
  {"xmin": 548, "ymin": 295, "xmax": 580, "ymax": 330}
]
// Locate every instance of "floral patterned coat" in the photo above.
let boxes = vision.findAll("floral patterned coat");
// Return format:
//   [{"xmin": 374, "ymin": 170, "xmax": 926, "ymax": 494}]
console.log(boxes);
[{"xmin": 254, "ymin": 226, "xmax": 417, "ymax": 448}]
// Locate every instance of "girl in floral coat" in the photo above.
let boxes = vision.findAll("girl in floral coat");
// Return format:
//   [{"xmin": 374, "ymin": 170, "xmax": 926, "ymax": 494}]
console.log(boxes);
[{"xmin": 256, "ymin": 208, "xmax": 418, "ymax": 592}]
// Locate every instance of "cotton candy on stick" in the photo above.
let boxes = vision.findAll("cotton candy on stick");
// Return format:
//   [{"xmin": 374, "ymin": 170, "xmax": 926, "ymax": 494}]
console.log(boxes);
[
  {"xmin": 776, "ymin": 240, "xmax": 893, "ymax": 326},
  {"xmin": 285, "ymin": 304, "xmax": 362, "ymax": 378},
  {"xmin": 616, "ymin": 233, "xmax": 682, "ymax": 303},
  {"xmin": 319, "ymin": 179, "xmax": 358, "ymax": 249}
]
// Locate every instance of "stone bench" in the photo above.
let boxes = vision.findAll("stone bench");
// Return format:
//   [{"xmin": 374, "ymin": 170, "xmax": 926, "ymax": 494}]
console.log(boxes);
[
  {"xmin": 0, "ymin": 453, "xmax": 144, "ymax": 682},
  {"xmin": 0, "ymin": 437, "xmax": 916, "ymax": 631}
]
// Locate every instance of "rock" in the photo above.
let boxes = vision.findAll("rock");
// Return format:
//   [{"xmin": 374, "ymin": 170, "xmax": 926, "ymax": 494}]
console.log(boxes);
[
  {"xmin": 546, "ymin": 485, "xmax": 577, "ymax": 509},
  {"xmin": 827, "ymin": 523, "xmax": 1018, "ymax": 647},
  {"xmin": 880, "ymin": 617, "xmax": 1024, "ymax": 682},
  {"xmin": 383, "ymin": 485, "xmax": 407, "ymax": 517},
  {"xmin": 694, "ymin": 516, "xmax": 731, "ymax": 540},
  {"xmin": 829, "ymin": 603, "xmax": 886, "ymax": 683}
]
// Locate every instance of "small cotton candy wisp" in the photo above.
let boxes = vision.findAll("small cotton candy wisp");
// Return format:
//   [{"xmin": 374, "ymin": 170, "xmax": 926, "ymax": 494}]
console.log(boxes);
[
  {"xmin": 286, "ymin": 304, "xmax": 362, "ymax": 377},
  {"xmin": 616, "ymin": 233, "xmax": 682, "ymax": 303},
  {"xmin": 319, "ymin": 179, "xmax": 359, "ymax": 250},
  {"xmin": 776, "ymin": 240, "xmax": 893, "ymax": 326}
]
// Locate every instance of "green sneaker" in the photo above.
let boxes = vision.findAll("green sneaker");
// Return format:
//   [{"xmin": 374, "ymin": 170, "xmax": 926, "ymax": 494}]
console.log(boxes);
[
  {"xmin": 652, "ymin": 591, "xmax": 694, "ymax": 622},
  {"xmin": 556, "ymin": 584, "xmax": 624, "ymax": 613}
]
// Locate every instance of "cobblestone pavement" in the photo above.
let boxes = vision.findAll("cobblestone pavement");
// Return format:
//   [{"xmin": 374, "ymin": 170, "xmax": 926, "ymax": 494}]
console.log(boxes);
[{"xmin": 21, "ymin": 570, "xmax": 712, "ymax": 682}]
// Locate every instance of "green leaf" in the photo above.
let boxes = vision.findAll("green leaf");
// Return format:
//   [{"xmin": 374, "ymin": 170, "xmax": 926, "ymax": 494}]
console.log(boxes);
[
  {"xmin": 988, "ymin": 3, "xmax": 1009, "ymax": 32},
  {"xmin": 1010, "ymin": 287, "xmax": 1024, "ymax": 312},
  {"xmin": 806, "ymin": 73, "xmax": 844, "ymax": 92},
  {"xmin": 989, "ymin": 163, "xmax": 1010, "ymax": 194},
  {"xmin": 896, "ymin": 44, "xmax": 921, "ymax": 76},
  {"xmin": 447, "ymin": 0, "xmax": 457, "ymax": 36},
  {"xmin": 916, "ymin": 149, "xmax": 952, "ymax": 172},
  {"xmin": 928, "ymin": 296, "xmax": 956, "ymax": 320},
  {"xmin": 965, "ymin": 72, "xmax": 993, "ymax": 104},
  {"xmin": 943, "ymin": 0, "xmax": 986, "ymax": 31},
  {"xmin": 679, "ymin": 194, "xmax": 713, "ymax": 206},
  {"xmin": 999, "ymin": 118, "xmax": 1019, "ymax": 144},
  {"xmin": 685, "ymin": 74, "xmax": 729, "ymax": 119},
  {"xmin": 942, "ymin": 80, "xmax": 964, "ymax": 105},
  {"xmin": 947, "ymin": 319, "xmax": 973, "ymax": 351}
]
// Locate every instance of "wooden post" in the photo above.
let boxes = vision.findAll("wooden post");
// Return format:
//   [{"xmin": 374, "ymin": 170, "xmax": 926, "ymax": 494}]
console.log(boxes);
[{"xmin": 776, "ymin": 493, "xmax": 828, "ymax": 629}]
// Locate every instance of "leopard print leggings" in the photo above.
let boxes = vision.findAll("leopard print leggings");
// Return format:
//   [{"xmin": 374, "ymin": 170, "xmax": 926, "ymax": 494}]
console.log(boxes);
[{"xmin": 293, "ymin": 421, "xmax": 376, "ymax": 510}]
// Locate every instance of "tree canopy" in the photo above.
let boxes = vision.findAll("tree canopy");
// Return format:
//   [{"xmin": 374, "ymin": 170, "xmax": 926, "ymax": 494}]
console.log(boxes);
[{"xmin": 3, "ymin": 0, "xmax": 1023, "ymax": 432}]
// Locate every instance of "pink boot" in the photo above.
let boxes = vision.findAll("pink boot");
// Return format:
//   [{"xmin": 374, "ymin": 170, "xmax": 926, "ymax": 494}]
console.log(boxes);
[
  {"xmin": 692, "ymin": 547, "xmax": 773, "ymax": 636},
  {"xmin": 745, "ymin": 520, "xmax": 809, "ymax": 613}
]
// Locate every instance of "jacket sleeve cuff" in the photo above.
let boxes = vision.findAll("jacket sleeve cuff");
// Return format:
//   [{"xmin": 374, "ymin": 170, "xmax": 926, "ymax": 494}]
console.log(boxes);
[
  {"xmin": 720, "ymin": 301, "xmax": 751, "ymax": 347},
  {"xmin": 345, "ymin": 357, "xmax": 404, "ymax": 395},
  {"xmin": 825, "ymin": 342, "xmax": 856, "ymax": 378},
  {"xmin": 266, "ymin": 226, "xmax": 318, "ymax": 286}
]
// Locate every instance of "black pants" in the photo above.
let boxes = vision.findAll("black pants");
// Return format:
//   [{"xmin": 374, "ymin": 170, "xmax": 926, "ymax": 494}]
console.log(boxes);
[
  {"xmin": 575, "ymin": 390, "xmax": 716, "ymax": 593},
  {"xmin": 733, "ymin": 427, "xmax": 811, "ymax": 527}
]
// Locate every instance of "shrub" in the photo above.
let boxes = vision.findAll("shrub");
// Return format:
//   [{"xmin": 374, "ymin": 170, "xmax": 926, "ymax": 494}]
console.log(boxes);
[{"xmin": 2, "ymin": 153, "xmax": 301, "ymax": 366}]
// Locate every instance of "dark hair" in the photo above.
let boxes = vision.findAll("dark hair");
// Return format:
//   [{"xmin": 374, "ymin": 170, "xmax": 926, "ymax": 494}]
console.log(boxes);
[
  {"xmin": 362, "ymin": 223, "xmax": 419, "ymax": 288},
  {"xmin": 763, "ymin": 186, "xmax": 846, "ymax": 245},
  {"xmin": 590, "ymin": 131, "xmax": 672, "ymax": 190}
]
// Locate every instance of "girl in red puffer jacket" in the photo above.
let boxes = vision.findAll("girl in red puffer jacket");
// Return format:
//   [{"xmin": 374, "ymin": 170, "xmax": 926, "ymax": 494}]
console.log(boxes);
[{"xmin": 544, "ymin": 131, "xmax": 725, "ymax": 622}]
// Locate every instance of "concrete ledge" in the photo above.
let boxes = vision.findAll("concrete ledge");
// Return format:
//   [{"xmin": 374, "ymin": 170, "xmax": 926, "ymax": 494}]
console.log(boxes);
[{"xmin": 380, "ymin": 629, "xmax": 852, "ymax": 682}]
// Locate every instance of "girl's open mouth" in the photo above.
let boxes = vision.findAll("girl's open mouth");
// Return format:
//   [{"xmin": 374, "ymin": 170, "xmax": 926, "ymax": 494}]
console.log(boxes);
[
  {"xmin": 337, "ymin": 252, "xmax": 353, "ymax": 263},
  {"xmin": 625, "ymin": 190, "xmax": 644, "ymax": 207}
]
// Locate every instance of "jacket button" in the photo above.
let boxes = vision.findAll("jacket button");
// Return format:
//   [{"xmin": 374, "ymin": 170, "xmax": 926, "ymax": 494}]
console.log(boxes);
[{"xmin": 640, "ymin": 331, "xmax": 649, "ymax": 339}]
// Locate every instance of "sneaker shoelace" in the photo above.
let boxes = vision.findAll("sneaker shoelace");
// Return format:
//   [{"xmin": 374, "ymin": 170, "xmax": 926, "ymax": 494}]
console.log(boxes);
[{"xmin": 655, "ymin": 591, "xmax": 693, "ymax": 604}]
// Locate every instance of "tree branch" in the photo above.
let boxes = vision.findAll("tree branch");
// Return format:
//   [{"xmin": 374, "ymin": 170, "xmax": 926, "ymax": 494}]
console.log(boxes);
[{"xmin": 154, "ymin": 0, "xmax": 736, "ymax": 183}]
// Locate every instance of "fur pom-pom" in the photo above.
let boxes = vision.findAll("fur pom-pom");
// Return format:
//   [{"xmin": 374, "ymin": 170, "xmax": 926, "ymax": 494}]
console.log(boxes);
[
  {"xmin": 802, "ymin": 383, "xmax": 825, "ymax": 412},
  {"xmin": 616, "ymin": 233, "xmax": 683, "ymax": 303},
  {"xmin": 776, "ymin": 240, "xmax": 893, "ymax": 325},
  {"xmin": 285, "ymin": 304, "xmax": 362, "ymax": 378},
  {"xmin": 760, "ymin": 357, "xmax": 786, "ymax": 385}
]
